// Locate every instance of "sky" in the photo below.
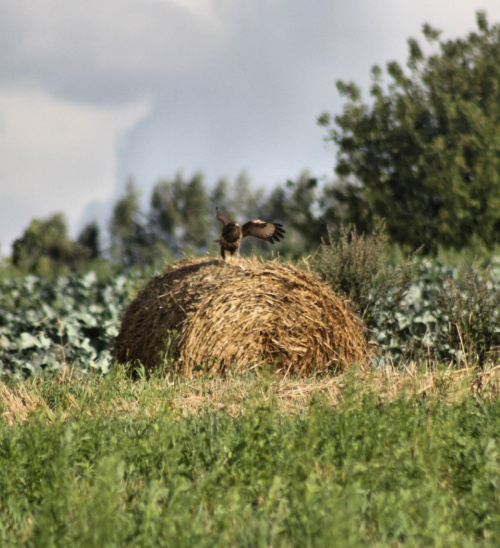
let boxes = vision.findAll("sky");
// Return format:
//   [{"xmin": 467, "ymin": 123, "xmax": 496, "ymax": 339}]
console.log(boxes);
[{"xmin": 1, "ymin": 0, "xmax": 500, "ymax": 255}]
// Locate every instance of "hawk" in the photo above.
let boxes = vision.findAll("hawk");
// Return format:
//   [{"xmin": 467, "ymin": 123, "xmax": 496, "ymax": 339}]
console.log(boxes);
[{"xmin": 215, "ymin": 207, "xmax": 285, "ymax": 260}]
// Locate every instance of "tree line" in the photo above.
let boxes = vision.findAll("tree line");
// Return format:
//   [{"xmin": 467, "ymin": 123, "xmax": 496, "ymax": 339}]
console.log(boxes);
[
  {"xmin": 10, "ymin": 170, "xmax": 333, "ymax": 274},
  {"xmin": 8, "ymin": 11, "xmax": 500, "ymax": 274}
]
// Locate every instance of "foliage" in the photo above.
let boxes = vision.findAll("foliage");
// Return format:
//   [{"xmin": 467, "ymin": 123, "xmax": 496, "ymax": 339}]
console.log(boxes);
[
  {"xmin": 1, "ymin": 371, "xmax": 500, "ymax": 546},
  {"xmin": 77, "ymin": 220, "xmax": 101, "ymax": 260},
  {"xmin": 312, "ymin": 223, "xmax": 420, "ymax": 333},
  {"xmin": 11, "ymin": 213, "xmax": 100, "ymax": 275},
  {"xmin": 0, "ymin": 272, "xmax": 136, "ymax": 375},
  {"xmin": 2, "ymin": 253, "xmax": 500, "ymax": 375},
  {"xmin": 105, "ymin": 170, "xmax": 306, "ymax": 267},
  {"xmin": 312, "ymin": 225, "xmax": 500, "ymax": 367},
  {"xmin": 6, "ymin": 168, "xmax": 340, "ymax": 271},
  {"xmin": 110, "ymin": 179, "xmax": 157, "ymax": 269},
  {"xmin": 319, "ymin": 11, "xmax": 500, "ymax": 254},
  {"xmin": 279, "ymin": 173, "xmax": 328, "ymax": 253},
  {"xmin": 371, "ymin": 259, "xmax": 500, "ymax": 367},
  {"xmin": 435, "ymin": 261, "xmax": 500, "ymax": 368},
  {"xmin": 3, "ymin": 213, "xmax": 500, "ymax": 374},
  {"xmin": 371, "ymin": 260, "xmax": 457, "ymax": 366}
]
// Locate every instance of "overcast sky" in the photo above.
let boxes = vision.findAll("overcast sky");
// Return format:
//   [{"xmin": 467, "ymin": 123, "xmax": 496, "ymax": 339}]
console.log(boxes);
[{"xmin": 1, "ymin": 0, "xmax": 499, "ymax": 254}]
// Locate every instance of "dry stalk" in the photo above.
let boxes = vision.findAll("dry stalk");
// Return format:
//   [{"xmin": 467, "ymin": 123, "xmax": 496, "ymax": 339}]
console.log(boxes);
[
  {"xmin": 114, "ymin": 257, "xmax": 372, "ymax": 376},
  {"xmin": 1, "ymin": 367, "xmax": 498, "ymax": 424}
]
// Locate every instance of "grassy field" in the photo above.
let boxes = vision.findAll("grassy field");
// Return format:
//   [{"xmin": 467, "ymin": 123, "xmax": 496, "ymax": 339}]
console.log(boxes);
[{"xmin": 1, "ymin": 365, "xmax": 500, "ymax": 547}]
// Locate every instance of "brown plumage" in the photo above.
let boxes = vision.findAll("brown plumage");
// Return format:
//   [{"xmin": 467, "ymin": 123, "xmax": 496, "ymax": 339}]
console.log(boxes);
[{"xmin": 215, "ymin": 207, "xmax": 285, "ymax": 260}]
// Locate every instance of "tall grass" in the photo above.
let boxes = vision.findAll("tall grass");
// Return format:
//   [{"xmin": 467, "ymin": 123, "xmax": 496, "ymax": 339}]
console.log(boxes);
[
  {"xmin": 435, "ymin": 261, "xmax": 500, "ymax": 368},
  {"xmin": 1, "ymin": 368, "xmax": 500, "ymax": 546}
]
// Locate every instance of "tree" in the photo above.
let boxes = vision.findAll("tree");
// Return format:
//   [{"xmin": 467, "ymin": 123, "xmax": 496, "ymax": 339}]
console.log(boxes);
[
  {"xmin": 210, "ymin": 177, "xmax": 236, "ymax": 221},
  {"xmin": 12, "ymin": 213, "xmax": 89, "ymax": 274},
  {"xmin": 319, "ymin": 11, "xmax": 500, "ymax": 253},
  {"xmin": 110, "ymin": 179, "xmax": 155, "ymax": 268},
  {"xmin": 149, "ymin": 175, "xmax": 184, "ymax": 256},
  {"xmin": 225, "ymin": 170, "xmax": 325, "ymax": 258},
  {"xmin": 77, "ymin": 221, "xmax": 101, "ymax": 260},
  {"xmin": 181, "ymin": 173, "xmax": 211, "ymax": 249},
  {"xmin": 282, "ymin": 171, "xmax": 327, "ymax": 250},
  {"xmin": 149, "ymin": 172, "xmax": 211, "ymax": 255},
  {"xmin": 233, "ymin": 170, "xmax": 265, "ymax": 221}
]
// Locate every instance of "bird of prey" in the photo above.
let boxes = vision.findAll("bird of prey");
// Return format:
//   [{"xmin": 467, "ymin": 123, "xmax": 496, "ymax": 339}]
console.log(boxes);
[{"xmin": 215, "ymin": 207, "xmax": 285, "ymax": 260}]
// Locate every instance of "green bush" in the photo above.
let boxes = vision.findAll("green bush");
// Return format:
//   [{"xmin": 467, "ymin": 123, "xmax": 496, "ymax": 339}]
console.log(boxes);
[
  {"xmin": 312, "ymin": 223, "xmax": 420, "ymax": 333},
  {"xmin": 435, "ymin": 261, "xmax": 500, "ymax": 368}
]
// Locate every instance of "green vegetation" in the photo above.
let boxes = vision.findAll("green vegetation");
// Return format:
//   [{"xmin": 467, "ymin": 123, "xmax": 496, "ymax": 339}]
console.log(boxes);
[
  {"xmin": 313, "ymin": 225, "xmax": 500, "ymax": 368},
  {"xmin": 11, "ymin": 213, "xmax": 103, "ymax": 276},
  {"xmin": 0, "ymin": 271, "xmax": 136, "ymax": 375},
  {"xmin": 319, "ymin": 11, "xmax": 500, "ymax": 254},
  {"xmin": 2, "ymin": 232, "xmax": 500, "ymax": 376},
  {"xmin": 2, "ymin": 11, "xmax": 500, "ymax": 545},
  {"xmin": 1, "ymin": 369, "xmax": 500, "ymax": 547},
  {"xmin": 436, "ymin": 261, "xmax": 500, "ymax": 368},
  {"xmin": 1, "ymin": 239, "xmax": 499, "ymax": 545},
  {"xmin": 312, "ymin": 223, "xmax": 421, "ymax": 332},
  {"xmin": 7, "ymin": 170, "xmax": 322, "ymax": 275}
]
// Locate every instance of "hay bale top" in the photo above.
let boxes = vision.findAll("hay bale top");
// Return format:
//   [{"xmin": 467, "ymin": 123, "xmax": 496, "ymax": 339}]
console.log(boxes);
[{"xmin": 114, "ymin": 257, "xmax": 371, "ymax": 375}]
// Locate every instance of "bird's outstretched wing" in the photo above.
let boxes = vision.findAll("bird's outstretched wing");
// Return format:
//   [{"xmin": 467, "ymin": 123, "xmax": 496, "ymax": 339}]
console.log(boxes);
[
  {"xmin": 241, "ymin": 220, "xmax": 285, "ymax": 243},
  {"xmin": 215, "ymin": 207, "xmax": 231, "ymax": 225}
]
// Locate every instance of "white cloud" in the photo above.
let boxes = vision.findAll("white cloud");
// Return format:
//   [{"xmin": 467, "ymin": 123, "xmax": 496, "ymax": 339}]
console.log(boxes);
[{"xmin": 0, "ymin": 89, "xmax": 149, "ymax": 253}]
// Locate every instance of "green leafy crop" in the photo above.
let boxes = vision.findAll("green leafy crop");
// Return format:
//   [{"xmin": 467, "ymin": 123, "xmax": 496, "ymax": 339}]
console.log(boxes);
[{"xmin": 0, "ymin": 272, "xmax": 135, "ymax": 375}]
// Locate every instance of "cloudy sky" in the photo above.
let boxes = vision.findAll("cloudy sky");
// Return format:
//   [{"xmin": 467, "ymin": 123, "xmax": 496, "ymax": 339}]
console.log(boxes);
[{"xmin": 1, "ymin": 0, "xmax": 499, "ymax": 254}]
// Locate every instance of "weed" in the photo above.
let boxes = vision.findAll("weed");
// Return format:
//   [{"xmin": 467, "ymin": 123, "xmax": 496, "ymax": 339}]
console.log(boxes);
[
  {"xmin": 1, "ymin": 370, "xmax": 500, "ymax": 546},
  {"xmin": 312, "ymin": 222, "xmax": 420, "ymax": 333},
  {"xmin": 435, "ymin": 261, "xmax": 500, "ymax": 368}
]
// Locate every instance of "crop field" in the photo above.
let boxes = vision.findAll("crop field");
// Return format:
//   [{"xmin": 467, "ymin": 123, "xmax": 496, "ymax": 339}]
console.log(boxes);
[
  {"xmin": 2, "ymin": 259, "xmax": 500, "ymax": 377},
  {"xmin": 1, "ymin": 261, "xmax": 500, "ymax": 546}
]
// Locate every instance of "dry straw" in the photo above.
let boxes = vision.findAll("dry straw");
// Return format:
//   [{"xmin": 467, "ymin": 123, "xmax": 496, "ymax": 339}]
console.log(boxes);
[{"xmin": 113, "ymin": 257, "xmax": 372, "ymax": 375}]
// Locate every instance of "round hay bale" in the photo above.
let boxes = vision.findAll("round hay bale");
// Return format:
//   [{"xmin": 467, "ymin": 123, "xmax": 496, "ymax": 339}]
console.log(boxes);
[{"xmin": 113, "ymin": 257, "xmax": 372, "ymax": 375}]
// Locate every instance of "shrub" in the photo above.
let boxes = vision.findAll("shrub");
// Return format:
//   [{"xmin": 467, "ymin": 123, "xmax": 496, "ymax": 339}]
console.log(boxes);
[
  {"xmin": 435, "ymin": 261, "xmax": 500, "ymax": 368},
  {"xmin": 312, "ymin": 223, "xmax": 420, "ymax": 334}
]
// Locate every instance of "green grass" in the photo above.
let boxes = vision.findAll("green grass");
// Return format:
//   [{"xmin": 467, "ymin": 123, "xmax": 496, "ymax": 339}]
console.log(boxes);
[{"xmin": 1, "ymin": 368, "xmax": 500, "ymax": 546}]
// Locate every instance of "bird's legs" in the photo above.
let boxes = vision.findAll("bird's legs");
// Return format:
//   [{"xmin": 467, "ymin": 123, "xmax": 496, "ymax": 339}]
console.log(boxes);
[{"xmin": 220, "ymin": 248, "xmax": 231, "ymax": 266}]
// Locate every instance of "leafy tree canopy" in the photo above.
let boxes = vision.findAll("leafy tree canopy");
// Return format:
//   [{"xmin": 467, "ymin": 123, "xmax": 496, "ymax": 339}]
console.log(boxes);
[
  {"xmin": 110, "ymin": 179, "xmax": 155, "ymax": 269},
  {"xmin": 11, "ymin": 213, "xmax": 99, "ymax": 275},
  {"xmin": 319, "ymin": 11, "xmax": 500, "ymax": 253}
]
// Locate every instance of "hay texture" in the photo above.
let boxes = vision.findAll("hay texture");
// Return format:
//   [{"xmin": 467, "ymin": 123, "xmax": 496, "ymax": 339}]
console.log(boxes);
[{"xmin": 113, "ymin": 257, "xmax": 371, "ymax": 375}]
